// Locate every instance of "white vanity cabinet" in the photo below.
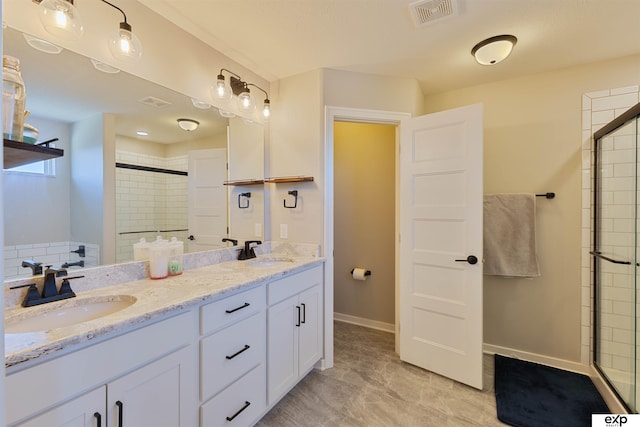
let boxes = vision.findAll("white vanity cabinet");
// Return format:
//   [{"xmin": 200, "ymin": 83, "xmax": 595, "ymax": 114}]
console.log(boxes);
[
  {"xmin": 199, "ymin": 285, "xmax": 267, "ymax": 426},
  {"xmin": 267, "ymin": 266, "xmax": 323, "ymax": 405},
  {"xmin": 6, "ymin": 311, "xmax": 197, "ymax": 427}
]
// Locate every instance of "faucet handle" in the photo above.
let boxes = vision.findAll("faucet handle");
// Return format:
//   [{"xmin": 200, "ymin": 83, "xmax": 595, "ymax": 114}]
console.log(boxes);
[{"xmin": 9, "ymin": 283, "xmax": 41, "ymax": 306}]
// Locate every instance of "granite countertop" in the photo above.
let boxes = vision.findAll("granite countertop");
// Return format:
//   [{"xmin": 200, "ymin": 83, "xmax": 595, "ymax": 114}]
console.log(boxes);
[{"xmin": 5, "ymin": 254, "xmax": 323, "ymax": 369}]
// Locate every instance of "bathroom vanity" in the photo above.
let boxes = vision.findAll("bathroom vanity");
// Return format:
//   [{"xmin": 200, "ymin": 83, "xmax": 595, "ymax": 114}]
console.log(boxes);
[{"xmin": 4, "ymin": 247, "xmax": 324, "ymax": 427}]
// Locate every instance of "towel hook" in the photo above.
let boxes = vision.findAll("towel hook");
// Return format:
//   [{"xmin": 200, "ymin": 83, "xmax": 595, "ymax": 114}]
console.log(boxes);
[
  {"xmin": 238, "ymin": 192, "xmax": 251, "ymax": 209},
  {"xmin": 284, "ymin": 190, "xmax": 298, "ymax": 209}
]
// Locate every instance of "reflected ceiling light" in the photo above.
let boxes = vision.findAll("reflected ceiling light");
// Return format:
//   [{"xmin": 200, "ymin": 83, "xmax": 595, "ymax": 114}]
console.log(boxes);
[
  {"xmin": 90, "ymin": 58, "xmax": 120, "ymax": 74},
  {"xmin": 102, "ymin": 0, "xmax": 142, "ymax": 62},
  {"xmin": 177, "ymin": 118, "xmax": 199, "ymax": 132},
  {"xmin": 218, "ymin": 109, "xmax": 236, "ymax": 118},
  {"xmin": 471, "ymin": 35, "xmax": 517, "ymax": 65},
  {"xmin": 213, "ymin": 69, "xmax": 272, "ymax": 119},
  {"xmin": 136, "ymin": 130, "xmax": 149, "ymax": 136},
  {"xmin": 23, "ymin": 33, "xmax": 63, "ymax": 54},
  {"xmin": 191, "ymin": 98, "xmax": 211, "ymax": 109},
  {"xmin": 34, "ymin": 0, "xmax": 84, "ymax": 40}
]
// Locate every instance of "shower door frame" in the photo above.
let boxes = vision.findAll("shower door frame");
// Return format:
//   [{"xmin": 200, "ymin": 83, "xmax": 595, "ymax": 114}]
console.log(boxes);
[{"xmin": 592, "ymin": 101, "xmax": 640, "ymax": 412}]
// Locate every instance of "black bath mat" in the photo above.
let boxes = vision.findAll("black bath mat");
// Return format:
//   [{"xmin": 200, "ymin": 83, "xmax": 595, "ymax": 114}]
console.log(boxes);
[{"xmin": 494, "ymin": 354, "xmax": 609, "ymax": 427}]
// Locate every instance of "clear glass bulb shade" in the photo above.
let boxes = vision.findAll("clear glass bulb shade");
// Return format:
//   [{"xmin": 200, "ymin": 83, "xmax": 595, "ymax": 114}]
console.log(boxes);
[
  {"xmin": 38, "ymin": 0, "xmax": 84, "ymax": 40},
  {"xmin": 212, "ymin": 78, "xmax": 232, "ymax": 100},
  {"xmin": 237, "ymin": 90, "xmax": 255, "ymax": 113},
  {"xmin": 262, "ymin": 101, "xmax": 271, "ymax": 119},
  {"xmin": 108, "ymin": 27, "xmax": 143, "ymax": 62}
]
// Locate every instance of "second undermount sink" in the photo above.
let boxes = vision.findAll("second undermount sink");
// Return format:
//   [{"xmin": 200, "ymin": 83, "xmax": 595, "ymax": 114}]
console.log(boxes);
[
  {"xmin": 246, "ymin": 256, "xmax": 295, "ymax": 267},
  {"xmin": 5, "ymin": 295, "xmax": 137, "ymax": 334}
]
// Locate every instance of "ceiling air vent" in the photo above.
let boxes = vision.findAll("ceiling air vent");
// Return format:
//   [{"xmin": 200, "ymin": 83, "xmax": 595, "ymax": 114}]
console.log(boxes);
[
  {"xmin": 409, "ymin": 0, "xmax": 459, "ymax": 27},
  {"xmin": 137, "ymin": 96, "xmax": 172, "ymax": 108}
]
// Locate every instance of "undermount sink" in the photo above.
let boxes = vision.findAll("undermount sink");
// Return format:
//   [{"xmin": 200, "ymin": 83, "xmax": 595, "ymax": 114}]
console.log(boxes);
[
  {"xmin": 246, "ymin": 256, "xmax": 295, "ymax": 267},
  {"xmin": 5, "ymin": 295, "xmax": 137, "ymax": 334}
]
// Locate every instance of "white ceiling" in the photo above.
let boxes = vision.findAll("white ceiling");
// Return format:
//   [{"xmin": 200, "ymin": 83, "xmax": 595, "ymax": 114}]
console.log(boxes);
[{"xmin": 140, "ymin": 0, "xmax": 640, "ymax": 95}]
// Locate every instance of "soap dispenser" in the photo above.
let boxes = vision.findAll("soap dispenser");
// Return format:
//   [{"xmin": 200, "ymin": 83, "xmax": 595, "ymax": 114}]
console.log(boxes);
[
  {"xmin": 148, "ymin": 237, "xmax": 169, "ymax": 279},
  {"xmin": 167, "ymin": 237, "xmax": 184, "ymax": 276}
]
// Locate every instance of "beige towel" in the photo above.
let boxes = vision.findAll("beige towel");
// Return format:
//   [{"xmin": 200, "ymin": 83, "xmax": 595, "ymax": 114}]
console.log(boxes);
[{"xmin": 483, "ymin": 194, "xmax": 540, "ymax": 277}]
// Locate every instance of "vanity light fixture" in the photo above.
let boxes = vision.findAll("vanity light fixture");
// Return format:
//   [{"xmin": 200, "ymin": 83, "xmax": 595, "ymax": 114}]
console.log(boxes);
[
  {"xmin": 101, "ymin": 0, "xmax": 143, "ymax": 62},
  {"xmin": 213, "ymin": 69, "xmax": 272, "ymax": 119},
  {"xmin": 177, "ymin": 118, "xmax": 199, "ymax": 132},
  {"xmin": 34, "ymin": 0, "xmax": 84, "ymax": 40},
  {"xmin": 471, "ymin": 34, "xmax": 517, "ymax": 65},
  {"xmin": 32, "ymin": 0, "xmax": 142, "ymax": 61}
]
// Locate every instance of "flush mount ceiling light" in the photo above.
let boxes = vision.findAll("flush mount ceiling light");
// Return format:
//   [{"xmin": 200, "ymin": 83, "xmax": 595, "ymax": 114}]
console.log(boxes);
[
  {"xmin": 191, "ymin": 98, "xmax": 211, "ymax": 109},
  {"xmin": 136, "ymin": 130, "xmax": 149, "ymax": 136},
  {"xmin": 213, "ymin": 68, "xmax": 272, "ymax": 119},
  {"xmin": 23, "ymin": 33, "xmax": 63, "ymax": 54},
  {"xmin": 34, "ymin": 0, "xmax": 84, "ymax": 40},
  {"xmin": 177, "ymin": 118, "xmax": 199, "ymax": 132},
  {"xmin": 471, "ymin": 35, "xmax": 517, "ymax": 65},
  {"xmin": 90, "ymin": 58, "xmax": 120, "ymax": 74}
]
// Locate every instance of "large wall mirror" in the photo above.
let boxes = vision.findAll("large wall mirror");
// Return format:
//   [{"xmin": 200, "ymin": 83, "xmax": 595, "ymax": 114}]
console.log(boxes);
[{"xmin": 3, "ymin": 27, "xmax": 265, "ymax": 280}]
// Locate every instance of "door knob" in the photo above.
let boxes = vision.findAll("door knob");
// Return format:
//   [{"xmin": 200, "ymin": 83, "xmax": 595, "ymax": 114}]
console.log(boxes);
[
  {"xmin": 188, "ymin": 235, "xmax": 195, "ymax": 241},
  {"xmin": 455, "ymin": 255, "xmax": 478, "ymax": 265}
]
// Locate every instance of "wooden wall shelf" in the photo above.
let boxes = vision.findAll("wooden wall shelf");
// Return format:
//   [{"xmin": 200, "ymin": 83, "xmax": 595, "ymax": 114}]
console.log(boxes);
[
  {"xmin": 265, "ymin": 176, "xmax": 314, "ymax": 183},
  {"xmin": 4, "ymin": 139, "xmax": 64, "ymax": 169},
  {"xmin": 223, "ymin": 179, "xmax": 265, "ymax": 186}
]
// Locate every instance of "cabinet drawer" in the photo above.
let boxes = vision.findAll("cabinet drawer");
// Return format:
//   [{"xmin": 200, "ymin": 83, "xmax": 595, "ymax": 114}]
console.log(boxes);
[
  {"xmin": 200, "ymin": 285, "xmax": 265, "ymax": 335},
  {"xmin": 267, "ymin": 265, "xmax": 323, "ymax": 306},
  {"xmin": 200, "ymin": 364, "xmax": 266, "ymax": 427},
  {"xmin": 200, "ymin": 311, "xmax": 266, "ymax": 401}
]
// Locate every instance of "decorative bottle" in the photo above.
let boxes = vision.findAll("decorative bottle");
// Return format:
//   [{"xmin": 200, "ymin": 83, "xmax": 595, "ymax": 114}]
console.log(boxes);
[{"xmin": 2, "ymin": 55, "xmax": 26, "ymax": 141}]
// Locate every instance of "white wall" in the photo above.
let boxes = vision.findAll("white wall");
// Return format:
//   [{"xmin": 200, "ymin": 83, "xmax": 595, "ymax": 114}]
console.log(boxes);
[
  {"xmin": 3, "ymin": 117, "xmax": 71, "ymax": 245},
  {"xmin": 425, "ymin": 54, "xmax": 640, "ymax": 363},
  {"xmin": 269, "ymin": 69, "xmax": 424, "ymax": 249}
]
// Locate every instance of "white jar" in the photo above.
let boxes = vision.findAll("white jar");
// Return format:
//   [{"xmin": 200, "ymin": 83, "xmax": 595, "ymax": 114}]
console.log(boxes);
[
  {"xmin": 149, "ymin": 238, "xmax": 169, "ymax": 279},
  {"xmin": 167, "ymin": 237, "xmax": 184, "ymax": 276}
]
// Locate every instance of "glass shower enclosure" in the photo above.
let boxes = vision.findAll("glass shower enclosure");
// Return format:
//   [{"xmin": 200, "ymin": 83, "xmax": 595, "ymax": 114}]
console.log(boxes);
[{"xmin": 593, "ymin": 101, "xmax": 640, "ymax": 412}]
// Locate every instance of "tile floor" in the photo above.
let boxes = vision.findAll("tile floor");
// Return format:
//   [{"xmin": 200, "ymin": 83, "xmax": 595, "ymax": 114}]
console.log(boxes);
[{"xmin": 257, "ymin": 321, "xmax": 507, "ymax": 426}]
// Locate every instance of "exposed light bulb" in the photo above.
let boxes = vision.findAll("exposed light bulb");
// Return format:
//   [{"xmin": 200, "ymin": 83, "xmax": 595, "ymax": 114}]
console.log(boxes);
[
  {"xmin": 109, "ymin": 22, "xmax": 142, "ymax": 61},
  {"xmin": 38, "ymin": 0, "xmax": 84, "ymax": 40},
  {"xmin": 238, "ymin": 89, "xmax": 255, "ymax": 113},
  {"xmin": 262, "ymin": 99, "xmax": 271, "ymax": 119},
  {"xmin": 212, "ymin": 74, "xmax": 232, "ymax": 100}
]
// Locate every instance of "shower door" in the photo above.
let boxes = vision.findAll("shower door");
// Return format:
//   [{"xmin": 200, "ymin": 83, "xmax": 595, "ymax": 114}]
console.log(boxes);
[{"xmin": 593, "ymin": 102, "xmax": 640, "ymax": 412}]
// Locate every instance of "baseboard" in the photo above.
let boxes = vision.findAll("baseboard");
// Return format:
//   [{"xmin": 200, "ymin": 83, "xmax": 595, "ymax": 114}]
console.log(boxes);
[
  {"xmin": 484, "ymin": 343, "xmax": 590, "ymax": 374},
  {"xmin": 333, "ymin": 312, "xmax": 395, "ymax": 333},
  {"xmin": 484, "ymin": 343, "xmax": 626, "ymax": 413}
]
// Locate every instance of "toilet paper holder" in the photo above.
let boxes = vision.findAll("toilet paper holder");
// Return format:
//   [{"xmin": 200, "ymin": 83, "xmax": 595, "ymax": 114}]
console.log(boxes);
[{"xmin": 350, "ymin": 268, "xmax": 371, "ymax": 276}]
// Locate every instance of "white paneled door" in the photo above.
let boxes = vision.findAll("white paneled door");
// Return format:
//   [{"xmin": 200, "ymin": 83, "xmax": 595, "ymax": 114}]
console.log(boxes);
[
  {"xmin": 399, "ymin": 103, "xmax": 484, "ymax": 389},
  {"xmin": 188, "ymin": 148, "xmax": 228, "ymax": 252}
]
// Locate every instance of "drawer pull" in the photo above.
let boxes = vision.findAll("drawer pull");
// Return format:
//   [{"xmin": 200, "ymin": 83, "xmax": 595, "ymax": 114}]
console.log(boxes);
[
  {"xmin": 225, "ymin": 302, "xmax": 250, "ymax": 314},
  {"xmin": 226, "ymin": 401, "xmax": 251, "ymax": 422},
  {"xmin": 94, "ymin": 412, "xmax": 102, "ymax": 427},
  {"xmin": 301, "ymin": 303, "xmax": 306, "ymax": 324},
  {"xmin": 226, "ymin": 344, "xmax": 251, "ymax": 360},
  {"xmin": 116, "ymin": 401, "xmax": 123, "ymax": 427}
]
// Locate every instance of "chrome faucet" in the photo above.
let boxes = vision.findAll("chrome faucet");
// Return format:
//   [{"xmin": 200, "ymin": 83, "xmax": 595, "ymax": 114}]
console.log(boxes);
[{"xmin": 238, "ymin": 240, "xmax": 262, "ymax": 260}]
